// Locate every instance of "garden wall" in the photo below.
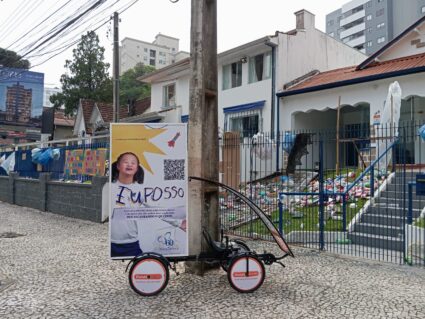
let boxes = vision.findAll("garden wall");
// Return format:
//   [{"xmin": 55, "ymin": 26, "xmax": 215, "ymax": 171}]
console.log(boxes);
[{"xmin": 0, "ymin": 173, "xmax": 108, "ymax": 223}]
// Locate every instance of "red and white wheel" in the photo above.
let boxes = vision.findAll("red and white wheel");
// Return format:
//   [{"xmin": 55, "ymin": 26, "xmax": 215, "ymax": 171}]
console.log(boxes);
[
  {"xmin": 129, "ymin": 256, "xmax": 169, "ymax": 296},
  {"xmin": 227, "ymin": 254, "xmax": 265, "ymax": 293}
]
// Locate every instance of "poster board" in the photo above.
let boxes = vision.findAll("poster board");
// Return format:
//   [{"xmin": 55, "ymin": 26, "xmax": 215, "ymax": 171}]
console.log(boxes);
[
  {"xmin": 64, "ymin": 149, "xmax": 85, "ymax": 175},
  {"xmin": 83, "ymin": 149, "xmax": 108, "ymax": 176},
  {"xmin": 64, "ymin": 149, "xmax": 108, "ymax": 177},
  {"xmin": 109, "ymin": 123, "xmax": 188, "ymax": 259}
]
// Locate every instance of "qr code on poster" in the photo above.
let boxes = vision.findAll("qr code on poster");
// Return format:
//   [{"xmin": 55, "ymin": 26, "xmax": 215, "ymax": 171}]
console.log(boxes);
[{"xmin": 164, "ymin": 159, "xmax": 185, "ymax": 180}]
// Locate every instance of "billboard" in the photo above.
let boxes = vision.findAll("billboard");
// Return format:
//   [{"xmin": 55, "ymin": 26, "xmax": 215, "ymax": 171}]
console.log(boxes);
[
  {"xmin": 0, "ymin": 67, "xmax": 44, "ymax": 127},
  {"xmin": 109, "ymin": 123, "xmax": 188, "ymax": 259}
]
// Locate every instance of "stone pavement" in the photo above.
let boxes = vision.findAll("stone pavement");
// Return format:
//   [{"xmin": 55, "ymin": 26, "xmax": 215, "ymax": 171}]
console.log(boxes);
[{"xmin": 1, "ymin": 201, "xmax": 425, "ymax": 319}]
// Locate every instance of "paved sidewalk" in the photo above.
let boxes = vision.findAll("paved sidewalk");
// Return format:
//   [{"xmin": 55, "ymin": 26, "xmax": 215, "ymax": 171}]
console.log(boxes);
[{"xmin": 1, "ymin": 201, "xmax": 425, "ymax": 319}]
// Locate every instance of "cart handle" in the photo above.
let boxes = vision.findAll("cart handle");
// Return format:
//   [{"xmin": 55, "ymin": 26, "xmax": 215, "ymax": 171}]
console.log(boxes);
[{"xmin": 189, "ymin": 176, "xmax": 294, "ymax": 258}]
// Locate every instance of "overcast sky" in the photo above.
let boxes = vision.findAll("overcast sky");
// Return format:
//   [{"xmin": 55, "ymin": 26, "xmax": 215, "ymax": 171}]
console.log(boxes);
[{"xmin": 0, "ymin": 0, "xmax": 349, "ymax": 86}]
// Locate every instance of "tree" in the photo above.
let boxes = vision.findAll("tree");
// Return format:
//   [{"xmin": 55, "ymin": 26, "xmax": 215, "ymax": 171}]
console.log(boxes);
[
  {"xmin": 120, "ymin": 62, "xmax": 155, "ymax": 102},
  {"xmin": 0, "ymin": 48, "xmax": 30, "ymax": 69},
  {"xmin": 50, "ymin": 31, "xmax": 112, "ymax": 114}
]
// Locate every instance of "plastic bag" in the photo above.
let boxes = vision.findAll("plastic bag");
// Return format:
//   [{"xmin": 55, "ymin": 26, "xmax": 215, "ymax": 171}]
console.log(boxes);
[
  {"xmin": 31, "ymin": 148, "xmax": 43, "ymax": 163},
  {"xmin": 1, "ymin": 152, "xmax": 15, "ymax": 175},
  {"xmin": 52, "ymin": 149, "xmax": 61, "ymax": 160},
  {"xmin": 282, "ymin": 132, "xmax": 295, "ymax": 154},
  {"xmin": 37, "ymin": 149, "xmax": 54, "ymax": 165},
  {"xmin": 419, "ymin": 124, "xmax": 425, "ymax": 142}
]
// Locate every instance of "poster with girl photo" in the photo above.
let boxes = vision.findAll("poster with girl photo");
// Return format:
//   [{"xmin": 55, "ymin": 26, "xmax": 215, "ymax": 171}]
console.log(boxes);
[{"xmin": 109, "ymin": 123, "xmax": 188, "ymax": 259}]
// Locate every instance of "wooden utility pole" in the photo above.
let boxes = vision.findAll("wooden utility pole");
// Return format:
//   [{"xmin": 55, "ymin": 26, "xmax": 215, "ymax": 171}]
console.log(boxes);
[
  {"xmin": 113, "ymin": 12, "xmax": 120, "ymax": 123},
  {"xmin": 187, "ymin": 0, "xmax": 218, "ymax": 275}
]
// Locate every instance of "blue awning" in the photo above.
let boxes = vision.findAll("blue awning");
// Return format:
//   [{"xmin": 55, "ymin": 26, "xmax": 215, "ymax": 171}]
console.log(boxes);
[
  {"xmin": 181, "ymin": 115, "xmax": 189, "ymax": 123},
  {"xmin": 223, "ymin": 100, "xmax": 265, "ymax": 114}
]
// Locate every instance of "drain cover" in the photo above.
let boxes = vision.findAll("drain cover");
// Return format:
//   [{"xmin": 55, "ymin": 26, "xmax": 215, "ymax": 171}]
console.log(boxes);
[{"xmin": 0, "ymin": 232, "xmax": 25, "ymax": 238}]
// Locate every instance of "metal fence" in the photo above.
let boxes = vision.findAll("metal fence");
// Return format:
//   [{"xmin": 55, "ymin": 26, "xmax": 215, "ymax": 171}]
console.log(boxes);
[
  {"xmin": 219, "ymin": 123, "xmax": 425, "ymax": 266},
  {"xmin": 0, "ymin": 135, "xmax": 109, "ymax": 181},
  {"xmin": 1, "ymin": 123, "xmax": 425, "ymax": 266}
]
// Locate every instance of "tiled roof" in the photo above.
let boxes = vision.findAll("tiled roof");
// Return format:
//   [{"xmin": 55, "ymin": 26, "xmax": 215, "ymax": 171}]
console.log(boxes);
[
  {"xmin": 96, "ymin": 102, "xmax": 115, "ymax": 123},
  {"xmin": 80, "ymin": 99, "xmax": 95, "ymax": 133},
  {"xmin": 133, "ymin": 97, "xmax": 150, "ymax": 115},
  {"xmin": 282, "ymin": 52, "xmax": 425, "ymax": 95},
  {"xmin": 95, "ymin": 98, "xmax": 151, "ymax": 123},
  {"xmin": 54, "ymin": 109, "xmax": 75, "ymax": 127}
]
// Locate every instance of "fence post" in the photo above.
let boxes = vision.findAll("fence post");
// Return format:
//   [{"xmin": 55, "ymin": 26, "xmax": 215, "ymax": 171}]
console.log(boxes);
[
  {"xmin": 407, "ymin": 182, "xmax": 414, "ymax": 225},
  {"xmin": 319, "ymin": 140, "xmax": 325, "ymax": 250},
  {"xmin": 342, "ymin": 196, "xmax": 347, "ymax": 232},
  {"xmin": 39, "ymin": 173, "xmax": 51, "ymax": 211},
  {"xmin": 8, "ymin": 172, "xmax": 18, "ymax": 204},
  {"xmin": 370, "ymin": 165, "xmax": 374, "ymax": 198},
  {"xmin": 278, "ymin": 197, "xmax": 283, "ymax": 235},
  {"xmin": 391, "ymin": 142, "xmax": 396, "ymax": 173},
  {"xmin": 92, "ymin": 176, "xmax": 109, "ymax": 223}
]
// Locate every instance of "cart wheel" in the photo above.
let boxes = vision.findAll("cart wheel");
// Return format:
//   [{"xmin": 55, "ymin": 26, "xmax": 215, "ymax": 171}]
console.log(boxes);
[
  {"xmin": 227, "ymin": 254, "xmax": 265, "ymax": 293},
  {"xmin": 221, "ymin": 240, "xmax": 251, "ymax": 272},
  {"xmin": 129, "ymin": 255, "xmax": 169, "ymax": 296}
]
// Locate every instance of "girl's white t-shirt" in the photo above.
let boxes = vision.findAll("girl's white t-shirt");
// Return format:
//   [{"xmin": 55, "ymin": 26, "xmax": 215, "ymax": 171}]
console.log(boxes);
[{"xmin": 110, "ymin": 181, "xmax": 144, "ymax": 244}]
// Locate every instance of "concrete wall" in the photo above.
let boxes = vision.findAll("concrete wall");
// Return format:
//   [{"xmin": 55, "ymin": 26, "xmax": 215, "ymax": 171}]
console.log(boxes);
[{"xmin": 0, "ymin": 173, "xmax": 107, "ymax": 223}]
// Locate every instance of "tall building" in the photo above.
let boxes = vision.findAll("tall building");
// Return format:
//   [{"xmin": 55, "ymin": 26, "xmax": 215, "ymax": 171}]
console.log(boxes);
[
  {"xmin": 326, "ymin": 0, "xmax": 425, "ymax": 55},
  {"xmin": 6, "ymin": 84, "xmax": 32, "ymax": 123},
  {"xmin": 119, "ymin": 33, "xmax": 189, "ymax": 74}
]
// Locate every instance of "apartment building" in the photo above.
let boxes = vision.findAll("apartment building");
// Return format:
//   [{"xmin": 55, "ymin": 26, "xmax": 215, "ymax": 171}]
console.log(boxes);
[
  {"xmin": 119, "ymin": 33, "xmax": 189, "ymax": 74},
  {"xmin": 326, "ymin": 0, "xmax": 425, "ymax": 55}
]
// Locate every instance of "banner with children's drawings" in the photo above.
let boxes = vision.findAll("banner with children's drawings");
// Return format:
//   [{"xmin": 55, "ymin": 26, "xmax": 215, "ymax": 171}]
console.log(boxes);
[{"xmin": 109, "ymin": 123, "xmax": 188, "ymax": 259}]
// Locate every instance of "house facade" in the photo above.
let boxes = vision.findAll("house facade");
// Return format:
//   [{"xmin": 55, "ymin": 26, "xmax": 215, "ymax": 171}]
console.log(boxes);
[
  {"xmin": 140, "ymin": 10, "xmax": 367, "ymax": 137},
  {"xmin": 278, "ymin": 15, "xmax": 425, "ymax": 168}
]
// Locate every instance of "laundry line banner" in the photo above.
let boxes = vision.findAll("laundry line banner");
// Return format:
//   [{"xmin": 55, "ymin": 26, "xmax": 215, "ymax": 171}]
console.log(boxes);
[{"xmin": 109, "ymin": 123, "xmax": 188, "ymax": 259}]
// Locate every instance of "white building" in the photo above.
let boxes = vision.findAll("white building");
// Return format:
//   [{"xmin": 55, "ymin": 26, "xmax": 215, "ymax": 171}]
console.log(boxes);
[
  {"xmin": 278, "ymin": 15, "xmax": 425, "ymax": 168},
  {"xmin": 139, "ymin": 10, "xmax": 367, "ymax": 137},
  {"xmin": 120, "ymin": 33, "xmax": 189, "ymax": 74},
  {"xmin": 43, "ymin": 86, "xmax": 61, "ymax": 108}
]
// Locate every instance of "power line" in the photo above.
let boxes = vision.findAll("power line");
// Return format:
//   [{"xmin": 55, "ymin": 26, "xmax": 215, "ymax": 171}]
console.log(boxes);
[
  {"xmin": 20, "ymin": 0, "xmax": 107, "ymax": 59},
  {"xmin": 0, "ymin": 0, "xmax": 44, "ymax": 44},
  {"xmin": 30, "ymin": 0, "xmax": 140, "ymax": 69},
  {"xmin": 0, "ymin": 0, "xmax": 141, "ymax": 83},
  {"xmin": 5, "ymin": 0, "xmax": 73, "ymax": 51}
]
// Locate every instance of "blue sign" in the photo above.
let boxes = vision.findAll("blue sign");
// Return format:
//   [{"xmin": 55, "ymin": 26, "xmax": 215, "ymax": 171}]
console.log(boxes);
[
  {"xmin": 0, "ymin": 67, "xmax": 44, "ymax": 127},
  {"xmin": 416, "ymin": 174, "xmax": 425, "ymax": 196}
]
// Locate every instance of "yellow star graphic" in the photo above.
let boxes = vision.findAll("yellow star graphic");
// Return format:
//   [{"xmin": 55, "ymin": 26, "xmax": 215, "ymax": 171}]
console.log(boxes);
[{"xmin": 111, "ymin": 124, "xmax": 167, "ymax": 174}]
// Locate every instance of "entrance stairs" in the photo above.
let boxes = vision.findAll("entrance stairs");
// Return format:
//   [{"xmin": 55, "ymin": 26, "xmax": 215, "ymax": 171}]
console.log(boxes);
[{"xmin": 347, "ymin": 172, "xmax": 424, "ymax": 251}]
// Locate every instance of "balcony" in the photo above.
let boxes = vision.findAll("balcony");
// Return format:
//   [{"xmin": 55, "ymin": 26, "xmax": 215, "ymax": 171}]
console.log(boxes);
[
  {"xmin": 346, "ymin": 35, "xmax": 366, "ymax": 47},
  {"xmin": 340, "ymin": 10, "xmax": 365, "ymax": 27},
  {"xmin": 341, "ymin": 0, "xmax": 368, "ymax": 14},
  {"xmin": 340, "ymin": 22, "xmax": 366, "ymax": 39}
]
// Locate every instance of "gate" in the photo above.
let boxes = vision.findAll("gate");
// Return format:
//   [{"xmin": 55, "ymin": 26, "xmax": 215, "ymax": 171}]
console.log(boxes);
[{"xmin": 219, "ymin": 124, "xmax": 425, "ymax": 266}]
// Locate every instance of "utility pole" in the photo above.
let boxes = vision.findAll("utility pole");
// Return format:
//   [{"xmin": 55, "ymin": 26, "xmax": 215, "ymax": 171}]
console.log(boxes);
[
  {"xmin": 187, "ymin": 0, "xmax": 218, "ymax": 275},
  {"xmin": 113, "ymin": 12, "xmax": 119, "ymax": 123}
]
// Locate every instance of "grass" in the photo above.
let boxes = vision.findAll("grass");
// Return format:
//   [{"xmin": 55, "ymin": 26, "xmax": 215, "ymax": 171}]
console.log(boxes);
[
  {"xmin": 414, "ymin": 218, "xmax": 425, "ymax": 229},
  {"xmin": 237, "ymin": 198, "xmax": 367, "ymax": 235},
  {"xmin": 233, "ymin": 167, "xmax": 374, "ymax": 236}
]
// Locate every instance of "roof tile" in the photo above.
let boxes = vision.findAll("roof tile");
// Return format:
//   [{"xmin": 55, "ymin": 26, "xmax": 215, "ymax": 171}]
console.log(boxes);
[{"xmin": 285, "ymin": 52, "xmax": 425, "ymax": 93}]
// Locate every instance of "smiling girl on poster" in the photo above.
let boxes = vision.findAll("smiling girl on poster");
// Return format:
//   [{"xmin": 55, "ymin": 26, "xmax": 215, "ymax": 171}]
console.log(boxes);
[{"xmin": 110, "ymin": 152, "xmax": 145, "ymax": 258}]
